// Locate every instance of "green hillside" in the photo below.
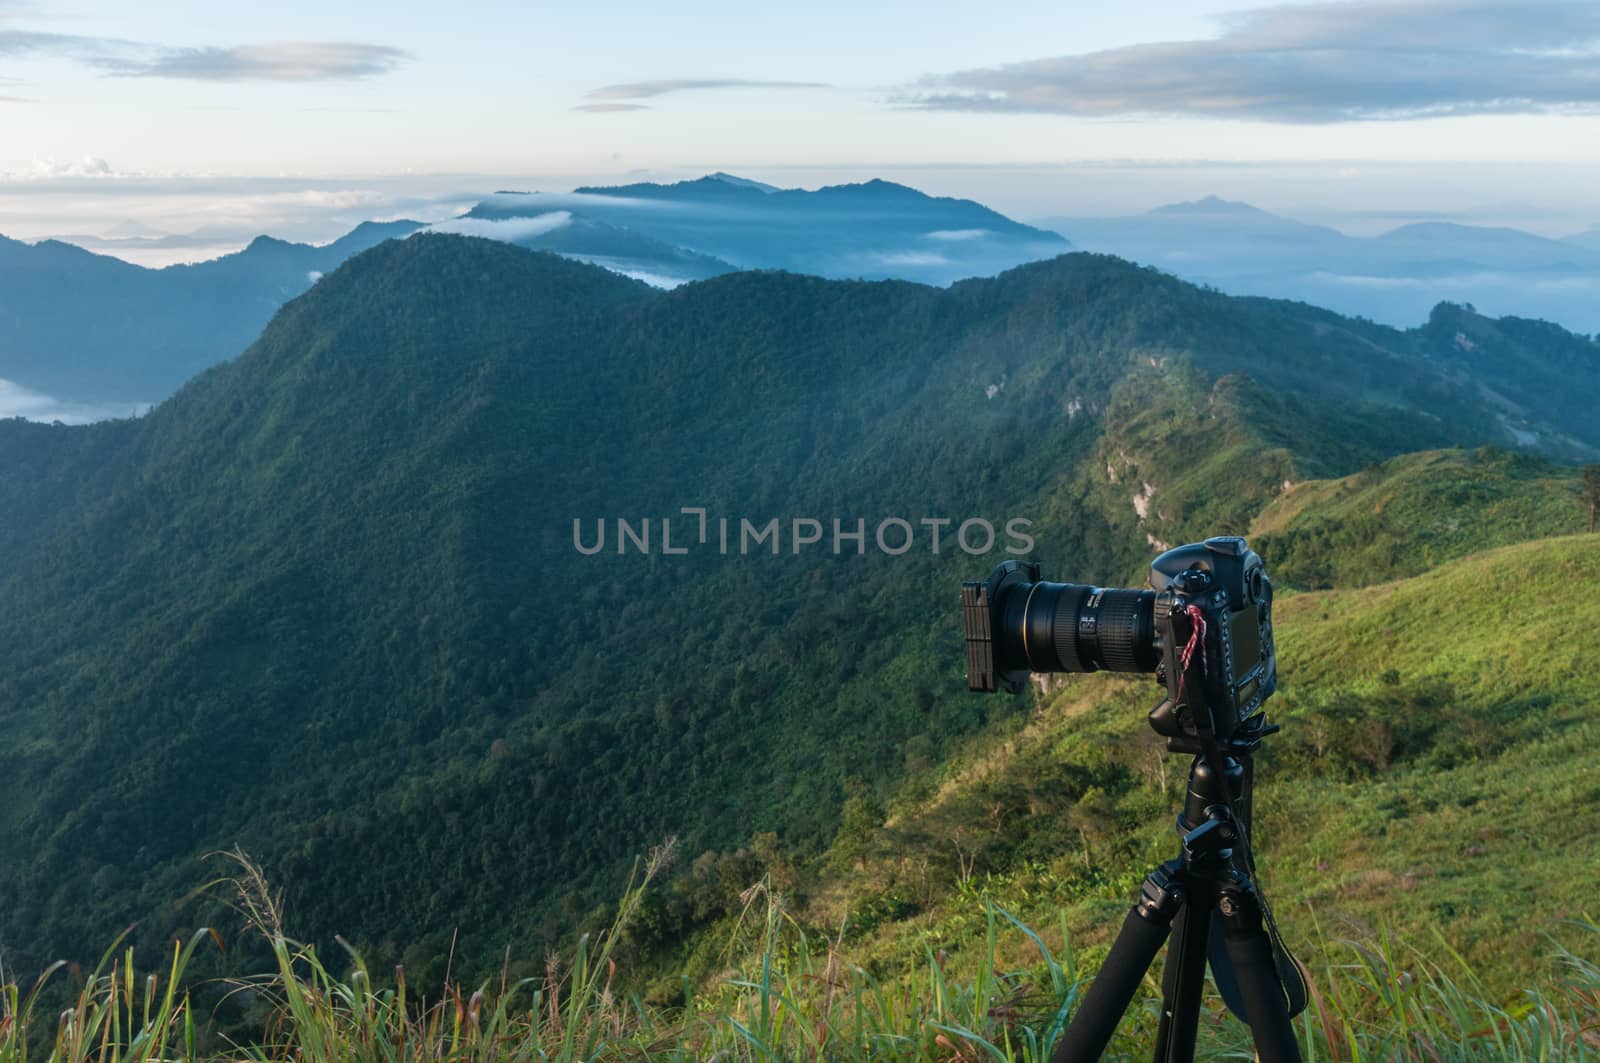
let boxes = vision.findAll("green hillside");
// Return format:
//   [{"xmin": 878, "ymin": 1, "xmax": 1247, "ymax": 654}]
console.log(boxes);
[
  {"xmin": 1419, "ymin": 301, "xmax": 1600, "ymax": 452},
  {"xmin": 809, "ymin": 534, "xmax": 1600, "ymax": 985},
  {"xmin": 1251, "ymin": 447, "xmax": 1586, "ymax": 587},
  {"xmin": 9, "ymin": 536, "xmax": 1590, "ymax": 1061},
  {"xmin": 1, "ymin": 234, "xmax": 1596, "ymax": 996},
  {"xmin": 619, "ymin": 537, "xmax": 1600, "ymax": 1059}
]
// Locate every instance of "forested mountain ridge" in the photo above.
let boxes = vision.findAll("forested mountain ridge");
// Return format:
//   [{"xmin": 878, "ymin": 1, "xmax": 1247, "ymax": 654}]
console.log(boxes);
[{"xmin": 0, "ymin": 234, "xmax": 1594, "ymax": 978}]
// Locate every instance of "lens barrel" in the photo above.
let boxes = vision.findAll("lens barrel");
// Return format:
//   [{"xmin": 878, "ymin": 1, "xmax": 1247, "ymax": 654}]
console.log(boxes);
[{"xmin": 998, "ymin": 580, "xmax": 1158, "ymax": 675}]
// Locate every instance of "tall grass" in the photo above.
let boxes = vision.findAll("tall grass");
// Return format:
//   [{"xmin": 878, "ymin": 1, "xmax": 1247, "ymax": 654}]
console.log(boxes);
[
  {"xmin": 2, "ymin": 854, "xmax": 1596, "ymax": 1061},
  {"xmin": 0, "ymin": 927, "xmax": 216, "ymax": 1063}
]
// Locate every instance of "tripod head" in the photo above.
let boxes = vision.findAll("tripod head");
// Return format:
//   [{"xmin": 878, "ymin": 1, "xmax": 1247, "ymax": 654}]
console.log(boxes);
[{"xmin": 1160, "ymin": 709, "xmax": 1278, "ymax": 758}]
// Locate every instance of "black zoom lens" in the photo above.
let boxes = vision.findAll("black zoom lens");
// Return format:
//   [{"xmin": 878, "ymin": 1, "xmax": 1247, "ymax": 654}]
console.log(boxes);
[{"xmin": 997, "ymin": 581, "xmax": 1159, "ymax": 676}]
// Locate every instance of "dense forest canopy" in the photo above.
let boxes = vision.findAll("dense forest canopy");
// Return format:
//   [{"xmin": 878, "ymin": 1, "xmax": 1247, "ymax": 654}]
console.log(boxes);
[{"xmin": 1, "ymin": 234, "xmax": 1596, "ymax": 978}]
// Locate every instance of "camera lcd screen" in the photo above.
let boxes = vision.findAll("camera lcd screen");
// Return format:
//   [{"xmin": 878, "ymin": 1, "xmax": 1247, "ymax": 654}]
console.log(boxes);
[{"xmin": 1230, "ymin": 607, "xmax": 1262, "ymax": 684}]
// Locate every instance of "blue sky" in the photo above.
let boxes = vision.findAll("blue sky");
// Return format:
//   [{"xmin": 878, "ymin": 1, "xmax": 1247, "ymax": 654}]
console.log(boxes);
[{"xmin": 3, "ymin": 0, "xmax": 1600, "ymax": 246}]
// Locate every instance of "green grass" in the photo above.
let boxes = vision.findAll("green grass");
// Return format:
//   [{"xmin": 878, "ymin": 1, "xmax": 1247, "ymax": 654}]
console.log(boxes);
[
  {"xmin": 4, "ymin": 856, "xmax": 1597, "ymax": 1061},
  {"xmin": 1250, "ymin": 447, "xmax": 1584, "ymax": 588}
]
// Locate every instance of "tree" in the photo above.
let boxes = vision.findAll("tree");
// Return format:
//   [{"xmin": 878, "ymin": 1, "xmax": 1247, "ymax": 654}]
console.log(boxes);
[
  {"xmin": 1585, "ymin": 465, "xmax": 1600, "ymax": 534},
  {"xmin": 829, "ymin": 795, "xmax": 884, "ymax": 871}
]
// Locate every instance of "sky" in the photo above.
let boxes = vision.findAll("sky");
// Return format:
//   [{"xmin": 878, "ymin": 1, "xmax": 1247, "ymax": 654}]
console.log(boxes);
[{"xmin": 3, "ymin": 0, "xmax": 1600, "ymax": 254}]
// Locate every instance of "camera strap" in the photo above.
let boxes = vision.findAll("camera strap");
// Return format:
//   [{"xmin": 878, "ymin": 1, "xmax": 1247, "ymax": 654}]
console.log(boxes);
[{"xmin": 1175, "ymin": 602, "xmax": 1208, "ymax": 708}]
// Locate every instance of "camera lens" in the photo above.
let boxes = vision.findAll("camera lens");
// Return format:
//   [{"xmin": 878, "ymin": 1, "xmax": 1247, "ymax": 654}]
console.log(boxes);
[{"xmin": 996, "ymin": 580, "xmax": 1158, "ymax": 675}]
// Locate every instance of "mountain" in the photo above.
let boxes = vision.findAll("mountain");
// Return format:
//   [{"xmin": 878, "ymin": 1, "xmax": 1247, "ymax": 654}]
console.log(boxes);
[
  {"xmin": 0, "ymin": 234, "xmax": 1596, "ymax": 978},
  {"xmin": 1044, "ymin": 197, "xmax": 1600, "ymax": 333},
  {"xmin": 0, "ymin": 176, "xmax": 1065, "ymax": 412},
  {"xmin": 0, "ymin": 220, "xmax": 424, "ymax": 407},
  {"xmin": 1373, "ymin": 221, "xmax": 1597, "ymax": 273},
  {"xmin": 703, "ymin": 171, "xmax": 780, "ymax": 193},
  {"xmin": 1562, "ymin": 224, "xmax": 1600, "ymax": 251},
  {"xmin": 462, "ymin": 174, "xmax": 1070, "ymax": 287}
]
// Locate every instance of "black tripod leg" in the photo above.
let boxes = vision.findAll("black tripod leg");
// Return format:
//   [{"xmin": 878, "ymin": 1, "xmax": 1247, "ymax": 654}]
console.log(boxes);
[
  {"xmin": 1053, "ymin": 863, "xmax": 1184, "ymax": 1063},
  {"xmin": 1218, "ymin": 885, "xmax": 1302, "ymax": 1063},
  {"xmin": 1151, "ymin": 902, "xmax": 1211, "ymax": 1063}
]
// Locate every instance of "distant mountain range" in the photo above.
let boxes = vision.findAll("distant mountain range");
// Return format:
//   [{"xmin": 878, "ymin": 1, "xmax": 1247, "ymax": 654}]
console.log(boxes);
[
  {"xmin": 1041, "ymin": 197, "xmax": 1600, "ymax": 334},
  {"xmin": 0, "ymin": 221, "xmax": 423, "ymax": 408},
  {"xmin": 0, "ymin": 174, "xmax": 1067, "ymax": 411},
  {"xmin": 6, "ymin": 179, "xmax": 1596, "ymax": 417},
  {"xmin": 1564, "ymin": 225, "xmax": 1600, "ymax": 251},
  {"xmin": 457, "ymin": 172, "xmax": 1069, "ymax": 285}
]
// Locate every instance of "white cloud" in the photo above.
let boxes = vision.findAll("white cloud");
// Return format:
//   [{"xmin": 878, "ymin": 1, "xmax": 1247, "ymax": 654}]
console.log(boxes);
[
  {"xmin": 0, "ymin": 175, "xmax": 477, "ymax": 258},
  {"xmin": 107, "ymin": 41, "xmax": 411, "ymax": 82},
  {"xmin": 859, "ymin": 250, "xmax": 950, "ymax": 267},
  {"xmin": 912, "ymin": 0, "xmax": 1600, "ymax": 123},
  {"xmin": 0, "ymin": 30, "xmax": 409, "ymax": 82},
  {"xmin": 613, "ymin": 267, "xmax": 685, "ymax": 288},
  {"xmin": 584, "ymin": 78, "xmax": 829, "ymax": 103},
  {"xmin": 28, "ymin": 154, "xmax": 115, "ymax": 178},
  {"xmin": 424, "ymin": 212, "xmax": 573, "ymax": 241}
]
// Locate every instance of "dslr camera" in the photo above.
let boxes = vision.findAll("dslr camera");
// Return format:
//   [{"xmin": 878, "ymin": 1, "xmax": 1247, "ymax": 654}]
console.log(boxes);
[{"xmin": 962, "ymin": 537, "xmax": 1275, "ymax": 741}]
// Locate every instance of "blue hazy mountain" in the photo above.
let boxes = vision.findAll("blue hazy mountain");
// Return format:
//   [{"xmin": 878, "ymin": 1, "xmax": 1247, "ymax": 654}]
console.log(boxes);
[
  {"xmin": 1561, "ymin": 225, "xmax": 1600, "ymax": 252},
  {"xmin": 460, "ymin": 172, "xmax": 1070, "ymax": 286},
  {"xmin": 0, "ymin": 220, "xmax": 424, "ymax": 406},
  {"xmin": 1045, "ymin": 197, "xmax": 1600, "ymax": 333}
]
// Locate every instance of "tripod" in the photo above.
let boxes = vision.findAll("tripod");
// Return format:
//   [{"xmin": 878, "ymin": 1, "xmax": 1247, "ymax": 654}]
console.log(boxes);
[{"xmin": 1051, "ymin": 722, "xmax": 1304, "ymax": 1063}]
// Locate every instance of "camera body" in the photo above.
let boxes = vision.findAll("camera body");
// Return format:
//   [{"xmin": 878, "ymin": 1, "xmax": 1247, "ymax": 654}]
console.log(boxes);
[
  {"xmin": 1146, "ymin": 537, "xmax": 1276, "ymax": 741},
  {"xmin": 962, "ymin": 536, "xmax": 1275, "ymax": 741}
]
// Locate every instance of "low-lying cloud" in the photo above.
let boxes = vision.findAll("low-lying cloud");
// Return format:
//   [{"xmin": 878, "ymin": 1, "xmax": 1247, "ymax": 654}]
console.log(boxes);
[
  {"xmin": 26, "ymin": 154, "xmax": 116, "ymax": 177},
  {"xmin": 0, "ymin": 377, "xmax": 148, "ymax": 424},
  {"xmin": 911, "ymin": 0, "xmax": 1600, "ymax": 122},
  {"xmin": 426, "ymin": 212, "xmax": 574, "ymax": 241},
  {"xmin": 861, "ymin": 250, "xmax": 950, "ymax": 267},
  {"xmin": 0, "ymin": 174, "xmax": 480, "ymax": 264}
]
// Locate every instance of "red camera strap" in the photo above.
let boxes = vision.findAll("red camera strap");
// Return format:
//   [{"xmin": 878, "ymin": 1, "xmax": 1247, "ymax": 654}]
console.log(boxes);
[{"xmin": 1176, "ymin": 602, "xmax": 1207, "ymax": 704}]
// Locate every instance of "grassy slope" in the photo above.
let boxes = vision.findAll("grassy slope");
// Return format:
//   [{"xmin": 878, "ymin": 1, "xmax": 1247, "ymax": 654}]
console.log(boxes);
[
  {"xmin": 1264, "ymin": 535, "xmax": 1600, "ymax": 964},
  {"xmin": 799, "ymin": 535, "xmax": 1600, "ymax": 1002},
  {"xmin": 1251, "ymin": 447, "xmax": 1585, "ymax": 587}
]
